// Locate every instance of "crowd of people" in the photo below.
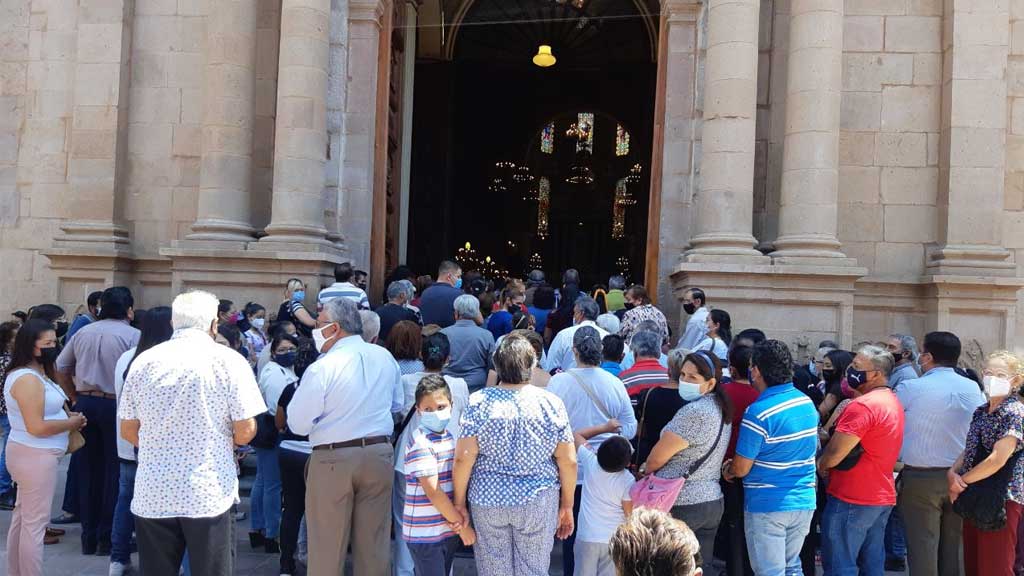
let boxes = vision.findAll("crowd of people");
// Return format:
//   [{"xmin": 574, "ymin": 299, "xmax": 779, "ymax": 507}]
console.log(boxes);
[{"xmin": 0, "ymin": 259, "xmax": 1022, "ymax": 576}]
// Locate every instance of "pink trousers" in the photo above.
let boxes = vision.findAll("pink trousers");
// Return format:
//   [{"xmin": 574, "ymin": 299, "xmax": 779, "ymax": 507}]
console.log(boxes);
[{"xmin": 6, "ymin": 441, "xmax": 63, "ymax": 576}]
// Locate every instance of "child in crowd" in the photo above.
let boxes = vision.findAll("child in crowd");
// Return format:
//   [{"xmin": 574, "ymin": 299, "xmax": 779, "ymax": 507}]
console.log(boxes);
[
  {"xmin": 574, "ymin": 418, "xmax": 636, "ymax": 576},
  {"xmin": 403, "ymin": 374, "xmax": 476, "ymax": 576}
]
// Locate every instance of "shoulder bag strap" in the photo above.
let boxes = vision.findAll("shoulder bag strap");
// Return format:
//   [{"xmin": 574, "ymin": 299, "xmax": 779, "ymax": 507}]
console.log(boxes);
[
  {"xmin": 568, "ymin": 369, "xmax": 613, "ymax": 420},
  {"xmin": 632, "ymin": 389, "xmax": 653, "ymax": 467},
  {"xmin": 684, "ymin": 412, "xmax": 726, "ymax": 479}
]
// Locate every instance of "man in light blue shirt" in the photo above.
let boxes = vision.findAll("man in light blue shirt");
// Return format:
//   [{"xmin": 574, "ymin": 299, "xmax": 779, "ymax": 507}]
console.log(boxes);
[
  {"xmin": 676, "ymin": 288, "xmax": 709, "ymax": 350},
  {"xmin": 440, "ymin": 294, "xmax": 495, "ymax": 392},
  {"xmin": 886, "ymin": 333, "xmax": 920, "ymax": 391},
  {"xmin": 895, "ymin": 331, "xmax": 984, "ymax": 576},
  {"xmin": 287, "ymin": 296, "xmax": 403, "ymax": 576},
  {"xmin": 725, "ymin": 339, "xmax": 818, "ymax": 576},
  {"xmin": 543, "ymin": 296, "xmax": 609, "ymax": 372}
]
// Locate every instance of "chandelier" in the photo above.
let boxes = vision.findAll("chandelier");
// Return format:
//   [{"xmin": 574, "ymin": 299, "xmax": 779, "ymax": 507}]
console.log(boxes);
[
  {"xmin": 528, "ymin": 252, "xmax": 543, "ymax": 271},
  {"xmin": 566, "ymin": 162, "xmax": 595, "ymax": 185},
  {"xmin": 616, "ymin": 256, "xmax": 631, "ymax": 283},
  {"xmin": 626, "ymin": 163, "xmax": 642, "ymax": 184},
  {"xmin": 456, "ymin": 242, "xmax": 479, "ymax": 271},
  {"xmin": 512, "ymin": 164, "xmax": 533, "ymax": 184}
]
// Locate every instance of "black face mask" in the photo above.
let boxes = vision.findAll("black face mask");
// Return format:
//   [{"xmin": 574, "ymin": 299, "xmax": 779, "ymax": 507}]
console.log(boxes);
[
  {"xmin": 37, "ymin": 346, "xmax": 60, "ymax": 364},
  {"xmin": 683, "ymin": 303, "xmax": 697, "ymax": 315},
  {"xmin": 56, "ymin": 321, "xmax": 69, "ymax": 339},
  {"xmin": 624, "ymin": 302, "xmax": 636, "ymax": 311},
  {"xmin": 822, "ymin": 369, "xmax": 837, "ymax": 382},
  {"xmin": 507, "ymin": 305, "xmax": 520, "ymax": 315}
]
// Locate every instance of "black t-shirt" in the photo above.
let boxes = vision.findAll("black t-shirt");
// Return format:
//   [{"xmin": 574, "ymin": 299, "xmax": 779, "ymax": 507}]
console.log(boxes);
[
  {"xmin": 276, "ymin": 383, "xmax": 309, "ymax": 444},
  {"xmin": 376, "ymin": 303, "xmax": 420, "ymax": 342},
  {"xmin": 277, "ymin": 300, "xmax": 312, "ymax": 337},
  {"xmin": 632, "ymin": 386, "xmax": 686, "ymax": 466}
]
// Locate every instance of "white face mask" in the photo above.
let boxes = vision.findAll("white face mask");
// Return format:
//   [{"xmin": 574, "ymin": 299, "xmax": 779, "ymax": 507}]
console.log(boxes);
[
  {"xmin": 983, "ymin": 375, "xmax": 1013, "ymax": 398},
  {"xmin": 252, "ymin": 318, "xmax": 265, "ymax": 329},
  {"xmin": 678, "ymin": 379, "xmax": 703, "ymax": 402},
  {"xmin": 312, "ymin": 324, "xmax": 335, "ymax": 353}
]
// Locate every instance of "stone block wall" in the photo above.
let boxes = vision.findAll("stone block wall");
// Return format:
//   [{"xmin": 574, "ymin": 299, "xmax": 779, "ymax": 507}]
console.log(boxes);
[{"xmin": 1009, "ymin": 0, "xmax": 1024, "ymax": 349}]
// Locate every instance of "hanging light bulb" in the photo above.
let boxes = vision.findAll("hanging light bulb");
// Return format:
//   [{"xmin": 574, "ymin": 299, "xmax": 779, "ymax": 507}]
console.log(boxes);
[{"xmin": 533, "ymin": 45, "xmax": 556, "ymax": 67}]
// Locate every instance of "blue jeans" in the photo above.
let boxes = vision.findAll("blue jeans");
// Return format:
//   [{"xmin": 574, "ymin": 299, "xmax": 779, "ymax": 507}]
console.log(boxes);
[
  {"xmin": 111, "ymin": 460, "xmax": 137, "ymax": 564},
  {"xmin": 821, "ymin": 495, "xmax": 892, "ymax": 576},
  {"xmin": 0, "ymin": 414, "xmax": 12, "ymax": 494},
  {"xmin": 884, "ymin": 505, "xmax": 907, "ymax": 560},
  {"xmin": 250, "ymin": 446, "xmax": 281, "ymax": 538},
  {"xmin": 744, "ymin": 509, "xmax": 814, "ymax": 576}
]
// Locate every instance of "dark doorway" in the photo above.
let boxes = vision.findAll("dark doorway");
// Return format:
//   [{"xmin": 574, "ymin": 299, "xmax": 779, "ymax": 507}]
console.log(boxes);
[{"xmin": 408, "ymin": 0, "xmax": 657, "ymax": 287}]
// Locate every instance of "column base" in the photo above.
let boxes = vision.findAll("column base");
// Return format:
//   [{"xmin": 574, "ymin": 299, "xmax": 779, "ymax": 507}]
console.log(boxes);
[
  {"xmin": 926, "ymin": 244, "xmax": 1016, "ymax": 277},
  {"xmin": 770, "ymin": 235, "xmax": 856, "ymax": 266},
  {"xmin": 257, "ymin": 223, "xmax": 334, "ymax": 251},
  {"xmin": 186, "ymin": 218, "xmax": 257, "ymax": 243},
  {"xmin": 684, "ymin": 233, "xmax": 770, "ymax": 264},
  {"xmin": 671, "ymin": 262, "xmax": 866, "ymax": 352}
]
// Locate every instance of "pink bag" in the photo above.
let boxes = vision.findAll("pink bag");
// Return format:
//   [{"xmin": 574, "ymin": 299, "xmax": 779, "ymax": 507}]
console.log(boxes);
[
  {"xmin": 629, "ymin": 475, "xmax": 687, "ymax": 512},
  {"xmin": 630, "ymin": 420, "xmax": 726, "ymax": 512}
]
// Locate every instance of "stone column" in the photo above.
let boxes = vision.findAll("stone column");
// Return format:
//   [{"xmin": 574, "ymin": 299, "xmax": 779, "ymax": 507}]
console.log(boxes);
[
  {"xmin": 685, "ymin": 0, "xmax": 767, "ymax": 263},
  {"xmin": 927, "ymin": 0, "xmax": 1014, "ymax": 275},
  {"xmin": 771, "ymin": 0, "xmax": 850, "ymax": 263},
  {"xmin": 188, "ymin": 0, "xmax": 258, "ymax": 242},
  {"xmin": 259, "ymin": 0, "xmax": 333, "ymax": 247}
]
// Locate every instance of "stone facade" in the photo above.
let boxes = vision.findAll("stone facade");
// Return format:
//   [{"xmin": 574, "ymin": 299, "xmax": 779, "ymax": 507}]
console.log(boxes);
[{"xmin": 0, "ymin": 0, "xmax": 1022, "ymax": 361}]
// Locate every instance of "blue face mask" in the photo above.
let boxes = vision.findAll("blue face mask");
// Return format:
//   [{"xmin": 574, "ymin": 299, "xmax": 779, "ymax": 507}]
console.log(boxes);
[
  {"xmin": 292, "ymin": 290, "xmax": 305, "ymax": 302},
  {"xmin": 275, "ymin": 351, "xmax": 297, "ymax": 368},
  {"xmin": 678, "ymin": 379, "xmax": 703, "ymax": 402},
  {"xmin": 420, "ymin": 407, "xmax": 451, "ymax": 433},
  {"xmin": 454, "ymin": 278, "xmax": 463, "ymax": 290}
]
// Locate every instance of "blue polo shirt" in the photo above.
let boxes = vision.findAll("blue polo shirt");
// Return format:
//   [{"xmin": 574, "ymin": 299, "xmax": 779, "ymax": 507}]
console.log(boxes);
[
  {"xmin": 418, "ymin": 283, "xmax": 464, "ymax": 328},
  {"xmin": 735, "ymin": 383, "xmax": 818, "ymax": 513}
]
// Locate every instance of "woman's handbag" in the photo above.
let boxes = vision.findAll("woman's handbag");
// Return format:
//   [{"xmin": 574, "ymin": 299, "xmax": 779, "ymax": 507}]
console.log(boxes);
[
  {"xmin": 953, "ymin": 440, "xmax": 1023, "ymax": 531},
  {"xmin": 629, "ymin": 419, "xmax": 725, "ymax": 513},
  {"xmin": 63, "ymin": 402, "xmax": 85, "ymax": 455}
]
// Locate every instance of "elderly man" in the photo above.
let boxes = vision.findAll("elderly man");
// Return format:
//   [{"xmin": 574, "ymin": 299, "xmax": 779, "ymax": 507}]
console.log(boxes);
[
  {"xmin": 119, "ymin": 291, "xmax": 266, "ymax": 575},
  {"xmin": 440, "ymin": 295, "xmax": 495, "ymax": 392},
  {"xmin": 375, "ymin": 281, "xmax": 419, "ymax": 343},
  {"xmin": 56, "ymin": 286, "xmax": 140, "ymax": 555},
  {"xmin": 896, "ymin": 332, "xmax": 983, "ymax": 576},
  {"xmin": 677, "ymin": 287, "xmax": 710, "ymax": 350},
  {"xmin": 524, "ymin": 269, "xmax": 546, "ymax": 307},
  {"xmin": 287, "ymin": 297, "xmax": 404, "ymax": 576},
  {"xmin": 619, "ymin": 331, "xmax": 669, "ymax": 396},
  {"xmin": 359, "ymin": 310, "xmax": 381, "ymax": 344},
  {"xmin": 818, "ymin": 345, "xmax": 904, "ymax": 576},
  {"xmin": 543, "ymin": 296, "xmax": 608, "ymax": 372},
  {"xmin": 886, "ymin": 333, "xmax": 920, "ymax": 391}
]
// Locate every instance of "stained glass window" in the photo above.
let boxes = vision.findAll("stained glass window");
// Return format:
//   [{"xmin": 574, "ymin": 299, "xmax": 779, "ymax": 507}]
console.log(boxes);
[
  {"xmin": 541, "ymin": 122, "xmax": 554, "ymax": 154},
  {"xmin": 576, "ymin": 112, "xmax": 594, "ymax": 153},
  {"xmin": 537, "ymin": 177, "xmax": 550, "ymax": 239},
  {"xmin": 612, "ymin": 178, "xmax": 627, "ymax": 239},
  {"xmin": 616, "ymin": 124, "xmax": 630, "ymax": 156}
]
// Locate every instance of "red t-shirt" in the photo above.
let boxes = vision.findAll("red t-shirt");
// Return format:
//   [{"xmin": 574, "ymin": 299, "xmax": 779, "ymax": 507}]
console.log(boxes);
[
  {"xmin": 722, "ymin": 381, "xmax": 760, "ymax": 458},
  {"xmin": 827, "ymin": 388, "xmax": 905, "ymax": 506}
]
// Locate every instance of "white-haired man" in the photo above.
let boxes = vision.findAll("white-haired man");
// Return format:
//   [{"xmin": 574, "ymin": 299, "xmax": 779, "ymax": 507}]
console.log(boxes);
[
  {"xmin": 359, "ymin": 310, "xmax": 381, "ymax": 344},
  {"xmin": 287, "ymin": 296, "xmax": 404, "ymax": 576},
  {"xmin": 118, "ymin": 290, "xmax": 266, "ymax": 576},
  {"xmin": 440, "ymin": 294, "xmax": 495, "ymax": 392}
]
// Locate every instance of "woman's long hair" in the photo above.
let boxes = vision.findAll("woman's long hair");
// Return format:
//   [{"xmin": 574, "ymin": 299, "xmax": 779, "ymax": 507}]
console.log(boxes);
[
  {"xmin": 708, "ymin": 309, "xmax": 732, "ymax": 348},
  {"xmin": 123, "ymin": 306, "xmax": 173, "ymax": 381},
  {"xmin": 8, "ymin": 319, "xmax": 58, "ymax": 381}
]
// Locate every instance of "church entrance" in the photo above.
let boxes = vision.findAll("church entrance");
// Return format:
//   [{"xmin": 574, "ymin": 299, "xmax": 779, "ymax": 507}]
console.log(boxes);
[{"xmin": 405, "ymin": 0, "xmax": 658, "ymax": 288}]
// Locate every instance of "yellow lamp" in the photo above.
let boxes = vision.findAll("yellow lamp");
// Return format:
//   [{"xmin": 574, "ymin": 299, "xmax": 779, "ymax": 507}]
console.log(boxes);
[
  {"xmin": 533, "ymin": 45, "xmax": 556, "ymax": 68},
  {"xmin": 465, "ymin": 242, "xmax": 471, "ymax": 250}
]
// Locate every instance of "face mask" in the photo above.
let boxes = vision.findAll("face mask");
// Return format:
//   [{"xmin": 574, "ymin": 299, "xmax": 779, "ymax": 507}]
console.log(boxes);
[
  {"xmin": 683, "ymin": 303, "xmax": 697, "ymax": 315},
  {"xmin": 292, "ymin": 290, "xmax": 305, "ymax": 302},
  {"xmin": 507, "ymin": 305, "xmax": 520, "ymax": 315},
  {"xmin": 624, "ymin": 302, "xmax": 636, "ymax": 311},
  {"xmin": 845, "ymin": 365, "xmax": 869, "ymax": 389},
  {"xmin": 252, "ymin": 318, "xmax": 265, "ymax": 329},
  {"xmin": 822, "ymin": 368, "xmax": 837, "ymax": 382},
  {"xmin": 312, "ymin": 324, "xmax": 335, "ymax": 352},
  {"xmin": 56, "ymin": 322, "xmax": 69, "ymax": 338},
  {"xmin": 678, "ymin": 379, "xmax": 703, "ymax": 402},
  {"xmin": 808, "ymin": 362, "xmax": 817, "ymax": 377},
  {"xmin": 983, "ymin": 375, "xmax": 1012, "ymax": 398},
  {"xmin": 275, "ymin": 351, "xmax": 297, "ymax": 368},
  {"xmin": 420, "ymin": 407, "xmax": 451, "ymax": 433},
  {"xmin": 37, "ymin": 346, "xmax": 60, "ymax": 364},
  {"xmin": 454, "ymin": 278, "xmax": 463, "ymax": 290}
]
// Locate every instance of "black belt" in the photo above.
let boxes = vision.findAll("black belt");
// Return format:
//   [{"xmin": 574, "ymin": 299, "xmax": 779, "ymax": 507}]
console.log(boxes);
[{"xmin": 312, "ymin": 436, "xmax": 389, "ymax": 451}]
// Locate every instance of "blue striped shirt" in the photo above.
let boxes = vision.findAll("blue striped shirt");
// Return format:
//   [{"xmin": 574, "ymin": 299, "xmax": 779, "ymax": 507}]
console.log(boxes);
[
  {"xmin": 317, "ymin": 282, "xmax": 370, "ymax": 310},
  {"xmin": 735, "ymin": 383, "xmax": 818, "ymax": 513}
]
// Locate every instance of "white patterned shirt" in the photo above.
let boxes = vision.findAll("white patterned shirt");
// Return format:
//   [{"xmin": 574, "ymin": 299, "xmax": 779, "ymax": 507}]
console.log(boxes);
[{"xmin": 119, "ymin": 329, "xmax": 267, "ymax": 519}]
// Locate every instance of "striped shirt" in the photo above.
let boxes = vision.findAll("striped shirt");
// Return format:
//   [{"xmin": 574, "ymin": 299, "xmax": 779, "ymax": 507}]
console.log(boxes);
[
  {"xmin": 403, "ymin": 427, "xmax": 457, "ymax": 543},
  {"xmin": 735, "ymin": 383, "xmax": 818, "ymax": 513},
  {"xmin": 621, "ymin": 358, "xmax": 670, "ymax": 396},
  {"xmin": 317, "ymin": 282, "xmax": 370, "ymax": 310}
]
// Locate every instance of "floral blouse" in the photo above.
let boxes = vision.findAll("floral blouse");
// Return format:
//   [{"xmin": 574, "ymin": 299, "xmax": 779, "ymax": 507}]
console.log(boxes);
[{"xmin": 960, "ymin": 395, "xmax": 1024, "ymax": 504}]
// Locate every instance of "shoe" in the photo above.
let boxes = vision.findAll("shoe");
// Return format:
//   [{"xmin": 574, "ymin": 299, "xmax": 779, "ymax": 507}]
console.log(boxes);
[
  {"xmin": 109, "ymin": 561, "xmax": 132, "ymax": 576},
  {"xmin": 249, "ymin": 531, "xmax": 265, "ymax": 549},
  {"xmin": 82, "ymin": 543, "xmax": 97, "ymax": 555},
  {"xmin": 885, "ymin": 557, "xmax": 907, "ymax": 572},
  {"xmin": 51, "ymin": 511, "xmax": 79, "ymax": 524},
  {"xmin": 96, "ymin": 541, "xmax": 111, "ymax": 556},
  {"xmin": 264, "ymin": 537, "xmax": 280, "ymax": 554},
  {"xmin": 44, "ymin": 534, "xmax": 60, "ymax": 545},
  {"xmin": 46, "ymin": 527, "xmax": 65, "ymax": 537}
]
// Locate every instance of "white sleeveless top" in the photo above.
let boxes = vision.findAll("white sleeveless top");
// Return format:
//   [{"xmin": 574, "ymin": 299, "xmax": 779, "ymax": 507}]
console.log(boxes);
[{"xmin": 4, "ymin": 367, "xmax": 69, "ymax": 451}]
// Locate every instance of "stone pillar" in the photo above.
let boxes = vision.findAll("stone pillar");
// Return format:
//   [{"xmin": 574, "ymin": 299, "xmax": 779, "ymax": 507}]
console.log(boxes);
[
  {"xmin": 927, "ymin": 0, "xmax": 1015, "ymax": 276},
  {"xmin": 771, "ymin": 0, "xmax": 851, "ymax": 263},
  {"xmin": 259, "ymin": 0, "xmax": 333, "ymax": 247},
  {"xmin": 685, "ymin": 0, "xmax": 767, "ymax": 263},
  {"xmin": 187, "ymin": 0, "xmax": 259, "ymax": 243}
]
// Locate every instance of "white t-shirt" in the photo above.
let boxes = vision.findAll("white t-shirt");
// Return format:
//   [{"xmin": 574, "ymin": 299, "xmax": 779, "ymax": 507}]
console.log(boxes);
[
  {"xmin": 576, "ymin": 443, "xmax": 635, "ymax": 544},
  {"xmin": 695, "ymin": 336, "xmax": 729, "ymax": 362},
  {"xmin": 114, "ymin": 348, "xmax": 137, "ymax": 461},
  {"xmin": 258, "ymin": 361, "xmax": 297, "ymax": 416}
]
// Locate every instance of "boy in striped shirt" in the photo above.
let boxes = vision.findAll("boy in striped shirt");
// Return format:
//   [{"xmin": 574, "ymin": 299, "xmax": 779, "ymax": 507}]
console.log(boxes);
[{"xmin": 403, "ymin": 374, "xmax": 475, "ymax": 576}]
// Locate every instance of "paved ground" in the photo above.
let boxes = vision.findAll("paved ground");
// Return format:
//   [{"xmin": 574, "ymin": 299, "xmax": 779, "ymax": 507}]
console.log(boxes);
[{"xmin": 0, "ymin": 456, "xmax": 905, "ymax": 575}]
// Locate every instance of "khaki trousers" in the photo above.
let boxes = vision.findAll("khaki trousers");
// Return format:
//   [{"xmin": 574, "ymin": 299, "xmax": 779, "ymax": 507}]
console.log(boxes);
[
  {"xmin": 898, "ymin": 467, "xmax": 964, "ymax": 576},
  {"xmin": 305, "ymin": 442, "xmax": 393, "ymax": 576},
  {"xmin": 6, "ymin": 442, "xmax": 63, "ymax": 576}
]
